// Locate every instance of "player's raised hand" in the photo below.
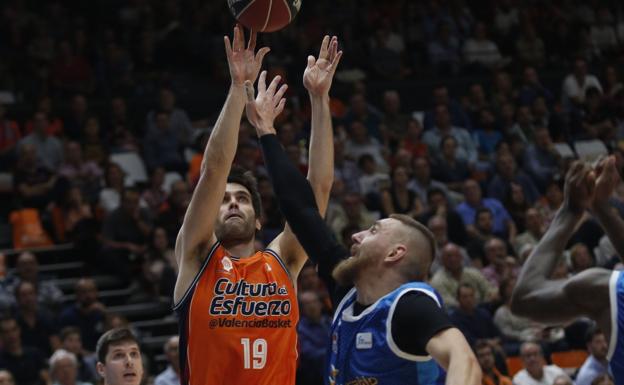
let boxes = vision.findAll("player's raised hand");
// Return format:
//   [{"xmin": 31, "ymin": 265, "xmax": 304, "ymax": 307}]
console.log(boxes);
[
  {"xmin": 563, "ymin": 161, "xmax": 596, "ymax": 214},
  {"xmin": 224, "ymin": 25, "xmax": 270, "ymax": 86},
  {"xmin": 303, "ymin": 35, "xmax": 343, "ymax": 97},
  {"xmin": 244, "ymin": 71, "xmax": 288, "ymax": 136},
  {"xmin": 592, "ymin": 155, "xmax": 621, "ymax": 209}
]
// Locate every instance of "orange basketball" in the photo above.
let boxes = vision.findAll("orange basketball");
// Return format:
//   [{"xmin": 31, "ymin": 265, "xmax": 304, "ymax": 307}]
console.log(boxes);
[{"xmin": 227, "ymin": 0, "xmax": 301, "ymax": 32}]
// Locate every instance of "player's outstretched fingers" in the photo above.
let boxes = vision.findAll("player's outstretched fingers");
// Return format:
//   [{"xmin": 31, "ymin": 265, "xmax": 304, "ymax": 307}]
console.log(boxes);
[
  {"xmin": 258, "ymin": 70, "xmax": 267, "ymax": 94},
  {"xmin": 266, "ymin": 75, "xmax": 281, "ymax": 97},
  {"xmin": 275, "ymin": 98, "xmax": 286, "ymax": 116},
  {"xmin": 274, "ymin": 84, "xmax": 288, "ymax": 107},
  {"xmin": 319, "ymin": 35, "xmax": 330, "ymax": 59}
]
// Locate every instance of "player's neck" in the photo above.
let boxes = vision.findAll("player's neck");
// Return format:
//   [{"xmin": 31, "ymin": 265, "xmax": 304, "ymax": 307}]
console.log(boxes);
[
  {"xmin": 354, "ymin": 272, "xmax": 404, "ymax": 305},
  {"xmin": 223, "ymin": 240, "xmax": 256, "ymax": 259}
]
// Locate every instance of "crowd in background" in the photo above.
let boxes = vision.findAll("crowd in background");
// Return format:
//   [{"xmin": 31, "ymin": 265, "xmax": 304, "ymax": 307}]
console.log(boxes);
[{"xmin": 1, "ymin": 0, "xmax": 624, "ymax": 384}]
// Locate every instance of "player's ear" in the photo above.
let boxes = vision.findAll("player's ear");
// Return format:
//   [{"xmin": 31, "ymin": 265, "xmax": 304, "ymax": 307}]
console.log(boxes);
[
  {"xmin": 96, "ymin": 362, "xmax": 105, "ymax": 378},
  {"xmin": 255, "ymin": 218, "xmax": 262, "ymax": 231},
  {"xmin": 385, "ymin": 244, "xmax": 407, "ymax": 263}
]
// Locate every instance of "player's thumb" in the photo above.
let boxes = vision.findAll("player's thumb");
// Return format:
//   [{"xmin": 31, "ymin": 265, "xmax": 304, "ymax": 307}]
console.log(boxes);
[{"xmin": 307, "ymin": 55, "xmax": 316, "ymax": 68}]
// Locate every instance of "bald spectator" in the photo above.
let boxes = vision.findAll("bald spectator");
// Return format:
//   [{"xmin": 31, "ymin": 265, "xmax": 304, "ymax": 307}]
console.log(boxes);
[
  {"xmin": 146, "ymin": 87, "xmax": 194, "ymax": 146},
  {"xmin": 6, "ymin": 251, "xmax": 63, "ymax": 312},
  {"xmin": 576, "ymin": 328, "xmax": 610, "ymax": 385},
  {"xmin": 430, "ymin": 243, "xmax": 498, "ymax": 309},
  {"xmin": 58, "ymin": 278, "xmax": 107, "ymax": 352},
  {"xmin": 423, "ymin": 104, "xmax": 477, "ymax": 165},
  {"xmin": 19, "ymin": 111, "xmax": 64, "ymax": 171},
  {"xmin": 427, "ymin": 215, "xmax": 471, "ymax": 274},
  {"xmin": 49, "ymin": 349, "xmax": 93, "ymax": 385},
  {"xmin": 456, "ymin": 179, "xmax": 516, "ymax": 240},
  {"xmin": 513, "ymin": 342, "xmax": 568, "ymax": 385},
  {"xmin": 154, "ymin": 336, "xmax": 180, "ymax": 385}
]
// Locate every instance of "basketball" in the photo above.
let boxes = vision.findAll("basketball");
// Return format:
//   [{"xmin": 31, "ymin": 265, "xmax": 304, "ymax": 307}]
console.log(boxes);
[{"xmin": 227, "ymin": 0, "xmax": 301, "ymax": 32}]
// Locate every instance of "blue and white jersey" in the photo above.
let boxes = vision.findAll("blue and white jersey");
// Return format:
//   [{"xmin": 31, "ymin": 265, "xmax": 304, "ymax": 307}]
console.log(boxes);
[
  {"xmin": 327, "ymin": 282, "xmax": 446, "ymax": 385},
  {"xmin": 608, "ymin": 270, "xmax": 624, "ymax": 384}
]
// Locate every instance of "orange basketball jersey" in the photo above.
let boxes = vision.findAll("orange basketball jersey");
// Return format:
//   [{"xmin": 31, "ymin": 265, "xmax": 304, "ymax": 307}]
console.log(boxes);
[{"xmin": 174, "ymin": 242, "xmax": 299, "ymax": 385}]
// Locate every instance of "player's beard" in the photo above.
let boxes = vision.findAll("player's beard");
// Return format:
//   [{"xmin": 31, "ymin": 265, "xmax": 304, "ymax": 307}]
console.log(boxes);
[
  {"xmin": 332, "ymin": 251, "xmax": 374, "ymax": 286},
  {"xmin": 215, "ymin": 217, "xmax": 256, "ymax": 248}
]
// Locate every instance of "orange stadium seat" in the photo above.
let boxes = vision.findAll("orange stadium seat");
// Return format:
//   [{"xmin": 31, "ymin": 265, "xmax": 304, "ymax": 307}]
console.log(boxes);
[
  {"xmin": 551, "ymin": 350, "xmax": 588, "ymax": 370},
  {"xmin": 506, "ymin": 356, "xmax": 524, "ymax": 376}
]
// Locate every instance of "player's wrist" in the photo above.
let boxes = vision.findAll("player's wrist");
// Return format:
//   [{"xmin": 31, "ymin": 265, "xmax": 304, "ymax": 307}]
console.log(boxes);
[{"xmin": 309, "ymin": 93, "xmax": 330, "ymax": 103}]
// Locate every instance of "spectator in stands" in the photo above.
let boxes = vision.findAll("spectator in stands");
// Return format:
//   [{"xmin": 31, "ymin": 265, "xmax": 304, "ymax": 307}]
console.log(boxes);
[
  {"xmin": 503, "ymin": 182, "xmax": 531, "ymax": 233},
  {"xmin": 0, "ymin": 370, "xmax": 14, "ymax": 385},
  {"xmin": 554, "ymin": 375, "xmax": 574, "ymax": 385},
  {"xmin": 50, "ymin": 186, "xmax": 95, "ymax": 243},
  {"xmin": 408, "ymin": 157, "xmax": 449, "ymax": 206},
  {"xmin": 465, "ymin": 208, "xmax": 498, "ymax": 265},
  {"xmin": 49, "ymin": 349, "xmax": 92, "ymax": 385},
  {"xmin": 14, "ymin": 281, "xmax": 60, "ymax": 356},
  {"xmin": 449, "ymin": 283, "xmax": 503, "ymax": 347},
  {"xmin": 357, "ymin": 154, "xmax": 389, "ymax": 207},
  {"xmin": 576, "ymin": 327, "xmax": 610, "ymax": 385},
  {"xmin": 80, "ymin": 117, "xmax": 107, "ymax": 165},
  {"xmin": 518, "ymin": 67, "xmax": 554, "ymax": 107},
  {"xmin": 333, "ymin": 139, "xmax": 360, "ymax": 194},
  {"xmin": 146, "ymin": 87, "xmax": 193, "ymax": 147},
  {"xmin": 423, "ymin": 85, "xmax": 471, "ymax": 131},
  {"xmin": 535, "ymin": 179, "xmax": 564, "ymax": 227},
  {"xmin": 569, "ymin": 243, "xmax": 596, "ymax": 275},
  {"xmin": 154, "ymin": 336, "xmax": 179, "ymax": 385},
  {"xmin": 297, "ymin": 291, "xmax": 331, "ymax": 385},
  {"xmin": 329, "ymin": 192, "xmax": 377, "ymax": 244},
  {"xmin": 343, "ymin": 93, "xmax": 383, "ymax": 141},
  {"xmin": 143, "ymin": 110, "xmax": 185, "ymax": 172},
  {"xmin": 99, "ymin": 163, "xmax": 126, "ymax": 214},
  {"xmin": 481, "ymin": 238, "xmax": 518, "ymax": 288},
  {"xmin": 532, "ymin": 96, "xmax": 565, "ymax": 143},
  {"xmin": 423, "ymin": 104, "xmax": 477, "ymax": 165},
  {"xmin": 513, "ymin": 342, "xmax": 568, "ymax": 385},
  {"xmin": 508, "ymin": 106, "xmax": 536, "ymax": 144},
  {"xmin": 345, "ymin": 120, "xmax": 388, "ymax": 173},
  {"xmin": 381, "ymin": 90, "xmax": 409, "ymax": 149},
  {"xmin": 430, "ymin": 243, "xmax": 497, "ymax": 309},
  {"xmin": 561, "ymin": 58, "xmax": 603, "ymax": 112},
  {"xmin": 0, "ymin": 316, "xmax": 48, "ymax": 385},
  {"xmin": 589, "ymin": 7, "xmax": 619, "ymax": 57},
  {"xmin": 6, "ymin": 251, "xmax": 63, "ymax": 312},
  {"xmin": 463, "ymin": 22, "xmax": 507, "ymax": 71},
  {"xmin": 60, "ymin": 327, "xmax": 97, "ymax": 383},
  {"xmin": 380, "ymin": 165, "xmax": 421, "ymax": 217},
  {"xmin": 140, "ymin": 167, "xmax": 167, "ymax": 213},
  {"xmin": 13, "ymin": 142, "xmax": 59, "ymax": 210},
  {"xmin": 590, "ymin": 375, "xmax": 615, "ymax": 385},
  {"xmin": 427, "ymin": 21, "xmax": 461, "ymax": 76},
  {"xmin": 399, "ymin": 119, "xmax": 428, "ymax": 160},
  {"xmin": 456, "ymin": 179, "xmax": 516, "ymax": 241},
  {"xmin": 418, "ymin": 187, "xmax": 467, "ymax": 245},
  {"xmin": 51, "ymin": 41, "xmax": 93, "ymax": 97},
  {"xmin": 487, "ymin": 152, "xmax": 540, "ymax": 205},
  {"xmin": 95, "ymin": 328, "xmax": 143, "ymax": 385},
  {"xmin": 494, "ymin": 277, "xmax": 542, "ymax": 351},
  {"xmin": 101, "ymin": 187, "xmax": 152, "ymax": 281},
  {"xmin": 515, "ymin": 24, "xmax": 545, "ymax": 67},
  {"xmin": 59, "ymin": 278, "xmax": 107, "ymax": 352},
  {"xmin": 19, "ymin": 111, "xmax": 63, "ymax": 171},
  {"xmin": 475, "ymin": 339, "xmax": 512, "ymax": 385},
  {"xmin": 474, "ymin": 108, "xmax": 502, "ymax": 159},
  {"xmin": 58, "ymin": 141, "xmax": 102, "ymax": 200},
  {"xmin": 155, "ymin": 180, "xmax": 190, "ymax": 245},
  {"xmin": 523, "ymin": 126, "xmax": 561, "ymax": 191},
  {"xmin": 513, "ymin": 208, "xmax": 545, "ymax": 257},
  {"xmin": 432, "ymin": 135, "xmax": 471, "ymax": 192},
  {"xmin": 0, "ymin": 102, "xmax": 21, "ymax": 170},
  {"xmin": 427, "ymin": 215, "xmax": 471, "ymax": 274},
  {"xmin": 575, "ymin": 86, "xmax": 615, "ymax": 140}
]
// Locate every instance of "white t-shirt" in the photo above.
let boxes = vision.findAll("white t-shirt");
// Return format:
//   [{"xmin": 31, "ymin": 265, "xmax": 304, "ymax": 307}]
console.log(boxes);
[
  {"xmin": 561, "ymin": 74, "xmax": 603, "ymax": 105},
  {"xmin": 512, "ymin": 365, "xmax": 568, "ymax": 385}
]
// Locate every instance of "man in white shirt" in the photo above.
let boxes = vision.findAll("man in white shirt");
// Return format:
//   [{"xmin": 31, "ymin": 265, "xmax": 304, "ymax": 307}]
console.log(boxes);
[
  {"xmin": 576, "ymin": 328, "xmax": 611, "ymax": 385},
  {"xmin": 561, "ymin": 58, "xmax": 603, "ymax": 111},
  {"xmin": 513, "ymin": 342, "xmax": 569, "ymax": 385},
  {"xmin": 154, "ymin": 336, "xmax": 179, "ymax": 385}
]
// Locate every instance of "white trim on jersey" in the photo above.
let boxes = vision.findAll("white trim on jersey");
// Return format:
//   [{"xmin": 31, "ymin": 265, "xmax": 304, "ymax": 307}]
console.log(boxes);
[
  {"xmin": 333, "ymin": 287, "xmax": 357, "ymax": 323},
  {"xmin": 341, "ymin": 289, "xmax": 393, "ymax": 322},
  {"xmin": 386, "ymin": 288, "xmax": 441, "ymax": 362},
  {"xmin": 173, "ymin": 241, "xmax": 221, "ymax": 311},
  {"xmin": 607, "ymin": 270, "xmax": 620, "ymax": 361}
]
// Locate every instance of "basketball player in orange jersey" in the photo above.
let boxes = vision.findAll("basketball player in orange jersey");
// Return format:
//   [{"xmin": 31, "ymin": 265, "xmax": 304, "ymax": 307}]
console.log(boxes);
[{"xmin": 173, "ymin": 25, "xmax": 342, "ymax": 385}]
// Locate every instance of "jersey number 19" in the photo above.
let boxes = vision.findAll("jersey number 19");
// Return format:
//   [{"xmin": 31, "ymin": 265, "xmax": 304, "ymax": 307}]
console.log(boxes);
[{"xmin": 241, "ymin": 338, "xmax": 267, "ymax": 369}]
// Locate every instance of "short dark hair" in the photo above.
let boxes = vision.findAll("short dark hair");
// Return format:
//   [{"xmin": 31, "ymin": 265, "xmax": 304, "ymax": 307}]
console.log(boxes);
[
  {"xmin": 475, "ymin": 207, "xmax": 493, "ymax": 221},
  {"xmin": 456, "ymin": 283, "xmax": 475, "ymax": 298},
  {"xmin": 357, "ymin": 154, "xmax": 375, "ymax": 169},
  {"xmin": 427, "ymin": 187, "xmax": 446, "ymax": 201},
  {"xmin": 96, "ymin": 328, "xmax": 140, "ymax": 364},
  {"xmin": 227, "ymin": 166, "xmax": 262, "ymax": 218},
  {"xmin": 14, "ymin": 280, "xmax": 37, "ymax": 298},
  {"xmin": 585, "ymin": 326, "xmax": 604, "ymax": 345},
  {"xmin": 473, "ymin": 339, "xmax": 492, "ymax": 353},
  {"xmin": 60, "ymin": 326, "xmax": 81, "ymax": 342}
]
